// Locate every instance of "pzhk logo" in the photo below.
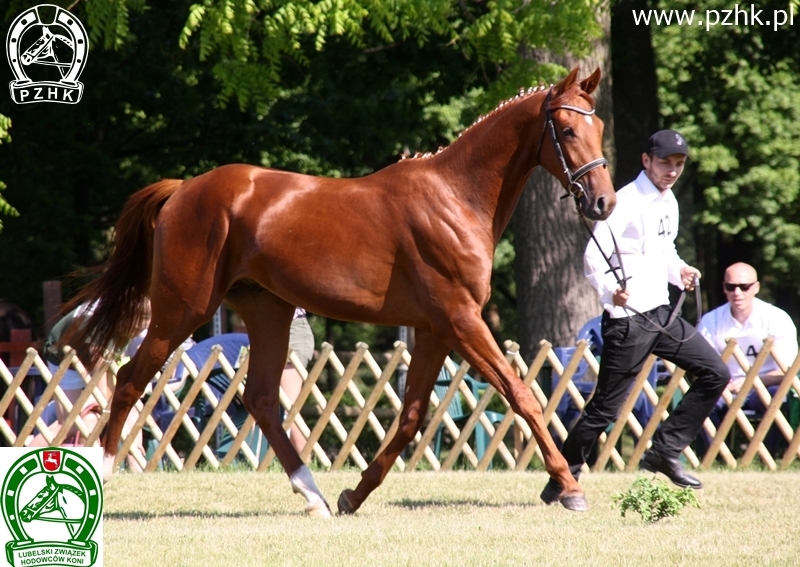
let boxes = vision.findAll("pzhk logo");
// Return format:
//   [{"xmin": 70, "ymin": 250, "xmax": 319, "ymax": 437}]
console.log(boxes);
[
  {"xmin": 6, "ymin": 4, "xmax": 88, "ymax": 104},
  {"xmin": 2, "ymin": 448, "xmax": 103, "ymax": 567}
]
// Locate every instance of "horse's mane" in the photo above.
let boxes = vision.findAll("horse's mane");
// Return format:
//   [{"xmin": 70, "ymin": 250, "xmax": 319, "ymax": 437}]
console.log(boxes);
[{"xmin": 399, "ymin": 83, "xmax": 557, "ymax": 162}]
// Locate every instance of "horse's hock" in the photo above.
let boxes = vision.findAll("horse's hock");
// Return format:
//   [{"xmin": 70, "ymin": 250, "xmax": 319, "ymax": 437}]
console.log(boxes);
[{"xmin": 2, "ymin": 337, "xmax": 799, "ymax": 472}]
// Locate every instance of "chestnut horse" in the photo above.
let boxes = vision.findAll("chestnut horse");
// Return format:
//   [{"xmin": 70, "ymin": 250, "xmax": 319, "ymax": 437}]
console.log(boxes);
[{"xmin": 66, "ymin": 67, "xmax": 615, "ymax": 516}]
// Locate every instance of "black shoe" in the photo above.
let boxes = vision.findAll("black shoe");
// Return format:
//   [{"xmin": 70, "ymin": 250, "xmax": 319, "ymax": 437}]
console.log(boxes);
[
  {"xmin": 640, "ymin": 451, "xmax": 702, "ymax": 490},
  {"xmin": 540, "ymin": 479, "xmax": 562, "ymax": 505}
]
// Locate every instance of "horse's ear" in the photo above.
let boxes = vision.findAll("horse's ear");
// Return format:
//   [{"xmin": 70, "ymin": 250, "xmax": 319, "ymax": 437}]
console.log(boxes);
[
  {"xmin": 554, "ymin": 66, "xmax": 581, "ymax": 96},
  {"xmin": 579, "ymin": 67, "xmax": 602, "ymax": 95}
]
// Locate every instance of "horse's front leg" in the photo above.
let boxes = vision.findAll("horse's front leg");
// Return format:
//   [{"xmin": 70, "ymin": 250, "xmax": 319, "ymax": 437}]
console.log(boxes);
[
  {"xmin": 338, "ymin": 329, "xmax": 449, "ymax": 514},
  {"xmin": 445, "ymin": 307, "xmax": 588, "ymax": 511}
]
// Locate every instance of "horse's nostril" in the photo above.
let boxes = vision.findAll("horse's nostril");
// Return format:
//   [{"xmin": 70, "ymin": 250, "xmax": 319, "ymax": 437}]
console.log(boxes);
[{"xmin": 596, "ymin": 196, "xmax": 606, "ymax": 213}]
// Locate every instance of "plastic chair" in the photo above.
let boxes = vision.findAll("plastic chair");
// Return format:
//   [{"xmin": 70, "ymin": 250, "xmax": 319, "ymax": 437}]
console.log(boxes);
[
  {"xmin": 576, "ymin": 315, "xmax": 604, "ymax": 356},
  {"xmin": 432, "ymin": 366, "xmax": 504, "ymax": 463},
  {"xmin": 551, "ymin": 316, "xmax": 658, "ymax": 431},
  {"xmin": 548, "ymin": 316, "xmax": 603, "ymax": 430},
  {"xmin": 550, "ymin": 346, "xmax": 596, "ymax": 430}
]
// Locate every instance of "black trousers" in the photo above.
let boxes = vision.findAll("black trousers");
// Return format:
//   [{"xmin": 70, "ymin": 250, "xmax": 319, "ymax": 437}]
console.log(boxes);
[{"xmin": 561, "ymin": 305, "xmax": 730, "ymax": 477}]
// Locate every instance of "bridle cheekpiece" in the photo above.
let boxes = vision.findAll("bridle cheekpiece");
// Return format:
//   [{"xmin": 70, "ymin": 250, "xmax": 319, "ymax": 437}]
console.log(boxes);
[{"xmin": 537, "ymin": 88, "xmax": 609, "ymax": 203}]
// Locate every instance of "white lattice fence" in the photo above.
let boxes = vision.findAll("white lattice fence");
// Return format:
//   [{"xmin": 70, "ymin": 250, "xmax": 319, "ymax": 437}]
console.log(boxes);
[{"xmin": 1, "ymin": 337, "xmax": 799, "ymax": 472}]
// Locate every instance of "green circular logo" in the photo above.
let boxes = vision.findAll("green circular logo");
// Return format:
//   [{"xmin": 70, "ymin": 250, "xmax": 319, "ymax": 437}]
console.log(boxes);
[{"xmin": 2, "ymin": 449, "xmax": 102, "ymax": 567}]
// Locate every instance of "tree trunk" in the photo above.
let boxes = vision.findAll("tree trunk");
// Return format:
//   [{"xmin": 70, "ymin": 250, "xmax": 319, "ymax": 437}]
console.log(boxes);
[
  {"xmin": 611, "ymin": 0, "xmax": 659, "ymax": 187},
  {"xmin": 512, "ymin": 7, "xmax": 613, "ymax": 361}
]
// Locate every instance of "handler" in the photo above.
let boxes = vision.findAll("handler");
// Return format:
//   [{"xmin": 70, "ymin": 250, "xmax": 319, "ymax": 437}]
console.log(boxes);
[{"xmin": 541, "ymin": 130, "xmax": 730, "ymax": 503}]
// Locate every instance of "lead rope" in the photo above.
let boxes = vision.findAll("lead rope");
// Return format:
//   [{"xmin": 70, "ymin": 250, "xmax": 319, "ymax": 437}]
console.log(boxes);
[{"xmin": 578, "ymin": 215, "xmax": 702, "ymax": 343}]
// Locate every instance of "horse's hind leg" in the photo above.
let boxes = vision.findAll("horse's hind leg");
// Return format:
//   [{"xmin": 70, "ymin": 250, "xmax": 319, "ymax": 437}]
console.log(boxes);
[
  {"xmin": 443, "ymin": 308, "xmax": 587, "ymax": 511},
  {"xmin": 338, "ymin": 328, "xmax": 449, "ymax": 514},
  {"xmin": 103, "ymin": 297, "xmax": 210, "ymax": 482},
  {"xmin": 225, "ymin": 287, "xmax": 332, "ymax": 518}
]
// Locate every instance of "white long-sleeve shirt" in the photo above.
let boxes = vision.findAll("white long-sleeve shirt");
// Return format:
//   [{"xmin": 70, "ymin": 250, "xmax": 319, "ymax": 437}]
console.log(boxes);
[
  {"xmin": 699, "ymin": 297, "xmax": 798, "ymax": 379},
  {"xmin": 584, "ymin": 171, "xmax": 687, "ymax": 318}
]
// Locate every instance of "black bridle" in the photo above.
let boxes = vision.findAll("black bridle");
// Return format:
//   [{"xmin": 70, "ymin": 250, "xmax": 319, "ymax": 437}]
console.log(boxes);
[
  {"xmin": 537, "ymin": 88, "xmax": 609, "ymax": 203},
  {"xmin": 537, "ymin": 89, "xmax": 701, "ymax": 339}
]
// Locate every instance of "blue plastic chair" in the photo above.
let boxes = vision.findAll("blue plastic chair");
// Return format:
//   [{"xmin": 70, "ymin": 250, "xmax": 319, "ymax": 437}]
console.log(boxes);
[
  {"xmin": 551, "ymin": 316, "xmax": 658, "ymax": 431},
  {"xmin": 550, "ymin": 346, "xmax": 595, "ymax": 430},
  {"xmin": 577, "ymin": 315, "xmax": 604, "ymax": 355},
  {"xmin": 432, "ymin": 366, "xmax": 504, "ymax": 463}
]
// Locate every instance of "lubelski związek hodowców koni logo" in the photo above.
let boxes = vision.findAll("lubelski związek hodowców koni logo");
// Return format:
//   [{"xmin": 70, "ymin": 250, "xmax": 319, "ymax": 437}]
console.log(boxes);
[
  {"xmin": 6, "ymin": 4, "xmax": 88, "ymax": 104},
  {"xmin": 2, "ymin": 448, "xmax": 103, "ymax": 567}
]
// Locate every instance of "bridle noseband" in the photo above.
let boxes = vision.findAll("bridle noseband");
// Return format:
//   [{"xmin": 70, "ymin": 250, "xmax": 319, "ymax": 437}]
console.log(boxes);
[{"xmin": 537, "ymin": 88, "xmax": 609, "ymax": 203}]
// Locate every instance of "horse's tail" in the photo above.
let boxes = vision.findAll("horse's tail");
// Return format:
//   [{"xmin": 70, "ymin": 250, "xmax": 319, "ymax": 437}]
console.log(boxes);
[{"xmin": 63, "ymin": 179, "xmax": 184, "ymax": 367}]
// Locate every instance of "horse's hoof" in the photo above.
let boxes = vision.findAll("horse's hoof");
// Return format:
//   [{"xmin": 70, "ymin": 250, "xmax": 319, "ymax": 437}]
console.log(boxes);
[
  {"xmin": 559, "ymin": 493, "xmax": 589, "ymax": 512},
  {"xmin": 540, "ymin": 479, "xmax": 561, "ymax": 505},
  {"xmin": 306, "ymin": 500, "xmax": 333, "ymax": 519},
  {"xmin": 337, "ymin": 489, "xmax": 358, "ymax": 515}
]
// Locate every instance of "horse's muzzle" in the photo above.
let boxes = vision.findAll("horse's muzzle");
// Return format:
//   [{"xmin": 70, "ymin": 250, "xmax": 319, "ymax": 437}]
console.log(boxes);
[{"xmin": 581, "ymin": 192, "xmax": 616, "ymax": 221}]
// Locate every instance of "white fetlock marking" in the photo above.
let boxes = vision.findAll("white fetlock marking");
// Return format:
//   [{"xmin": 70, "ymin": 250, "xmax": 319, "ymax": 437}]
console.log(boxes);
[
  {"xmin": 103, "ymin": 453, "xmax": 116, "ymax": 484},
  {"xmin": 290, "ymin": 465, "xmax": 331, "ymax": 518},
  {"xmin": 307, "ymin": 500, "xmax": 333, "ymax": 519}
]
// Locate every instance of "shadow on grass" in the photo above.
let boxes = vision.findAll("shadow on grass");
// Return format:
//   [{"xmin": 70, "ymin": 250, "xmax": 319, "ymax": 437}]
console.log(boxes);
[
  {"xmin": 104, "ymin": 510, "xmax": 297, "ymax": 520},
  {"xmin": 389, "ymin": 498, "xmax": 539, "ymax": 510}
]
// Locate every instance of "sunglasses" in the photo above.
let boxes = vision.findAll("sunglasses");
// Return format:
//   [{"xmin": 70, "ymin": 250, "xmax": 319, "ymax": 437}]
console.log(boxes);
[{"xmin": 724, "ymin": 282, "xmax": 757, "ymax": 292}]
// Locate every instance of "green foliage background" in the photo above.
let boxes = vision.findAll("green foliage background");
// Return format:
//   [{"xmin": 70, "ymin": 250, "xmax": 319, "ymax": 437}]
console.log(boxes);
[
  {"xmin": 0, "ymin": 0, "xmax": 599, "ymax": 347},
  {"xmin": 1, "ymin": 0, "xmax": 799, "ymax": 346},
  {"xmin": 652, "ymin": 0, "xmax": 800, "ymax": 312}
]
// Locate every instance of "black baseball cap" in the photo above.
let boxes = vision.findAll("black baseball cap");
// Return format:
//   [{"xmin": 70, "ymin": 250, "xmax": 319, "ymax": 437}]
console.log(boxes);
[{"xmin": 645, "ymin": 129, "xmax": 689, "ymax": 158}]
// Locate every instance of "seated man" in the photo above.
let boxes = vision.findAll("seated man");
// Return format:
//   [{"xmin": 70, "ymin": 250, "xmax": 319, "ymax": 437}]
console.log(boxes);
[{"xmin": 698, "ymin": 262, "xmax": 798, "ymax": 454}]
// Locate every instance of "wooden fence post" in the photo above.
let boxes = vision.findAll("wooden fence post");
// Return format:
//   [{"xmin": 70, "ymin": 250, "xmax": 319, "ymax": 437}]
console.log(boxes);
[
  {"xmin": 42, "ymin": 280, "xmax": 62, "ymax": 337},
  {"xmin": 6, "ymin": 329, "xmax": 32, "ymax": 367}
]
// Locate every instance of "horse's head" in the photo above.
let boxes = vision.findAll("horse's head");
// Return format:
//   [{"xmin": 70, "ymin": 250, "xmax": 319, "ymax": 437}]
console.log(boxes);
[{"xmin": 538, "ymin": 67, "xmax": 616, "ymax": 221}]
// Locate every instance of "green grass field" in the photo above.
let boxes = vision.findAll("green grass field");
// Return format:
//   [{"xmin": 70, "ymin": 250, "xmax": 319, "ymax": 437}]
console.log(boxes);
[{"xmin": 103, "ymin": 470, "xmax": 800, "ymax": 567}]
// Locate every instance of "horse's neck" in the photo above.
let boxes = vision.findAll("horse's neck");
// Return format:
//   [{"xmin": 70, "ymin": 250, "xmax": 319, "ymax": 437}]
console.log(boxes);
[{"xmin": 442, "ymin": 96, "xmax": 547, "ymax": 243}]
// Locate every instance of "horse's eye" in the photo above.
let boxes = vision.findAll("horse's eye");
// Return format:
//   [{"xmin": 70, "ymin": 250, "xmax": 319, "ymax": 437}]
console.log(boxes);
[{"xmin": 563, "ymin": 127, "xmax": 576, "ymax": 138}]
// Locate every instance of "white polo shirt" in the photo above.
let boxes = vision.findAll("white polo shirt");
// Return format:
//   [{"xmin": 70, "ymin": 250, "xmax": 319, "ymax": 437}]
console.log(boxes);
[
  {"xmin": 699, "ymin": 297, "xmax": 798, "ymax": 379},
  {"xmin": 584, "ymin": 171, "xmax": 687, "ymax": 318}
]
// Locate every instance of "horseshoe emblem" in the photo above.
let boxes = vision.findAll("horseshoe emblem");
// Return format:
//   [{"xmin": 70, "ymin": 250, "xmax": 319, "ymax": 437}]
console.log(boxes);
[{"xmin": 6, "ymin": 4, "xmax": 88, "ymax": 104}]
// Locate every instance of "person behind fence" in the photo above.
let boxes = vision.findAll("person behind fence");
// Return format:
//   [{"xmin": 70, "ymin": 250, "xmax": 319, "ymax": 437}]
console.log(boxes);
[
  {"xmin": 283, "ymin": 308, "xmax": 315, "ymax": 453},
  {"xmin": 540, "ymin": 129, "xmax": 730, "ymax": 505},
  {"xmin": 697, "ymin": 262, "xmax": 798, "ymax": 454},
  {"xmin": 41, "ymin": 303, "xmax": 104, "ymax": 434},
  {"xmin": 31, "ymin": 302, "xmax": 146, "ymax": 469}
]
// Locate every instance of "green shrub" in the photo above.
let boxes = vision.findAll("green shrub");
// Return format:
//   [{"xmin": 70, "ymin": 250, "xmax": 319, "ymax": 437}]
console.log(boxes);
[{"xmin": 612, "ymin": 476, "xmax": 700, "ymax": 523}]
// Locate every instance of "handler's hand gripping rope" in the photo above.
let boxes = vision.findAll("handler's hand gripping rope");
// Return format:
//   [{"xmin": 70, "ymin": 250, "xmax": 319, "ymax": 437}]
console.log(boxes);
[{"xmin": 579, "ymin": 217, "xmax": 702, "ymax": 342}]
